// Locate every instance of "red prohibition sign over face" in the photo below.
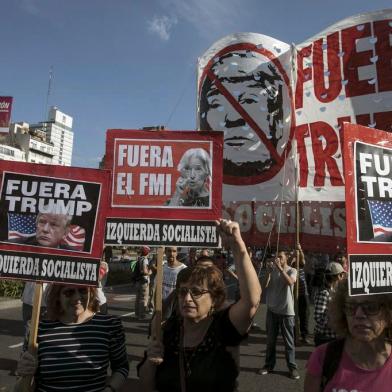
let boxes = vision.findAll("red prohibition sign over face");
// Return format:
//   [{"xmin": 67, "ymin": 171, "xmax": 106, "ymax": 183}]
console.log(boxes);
[{"xmin": 198, "ymin": 43, "xmax": 295, "ymax": 186}]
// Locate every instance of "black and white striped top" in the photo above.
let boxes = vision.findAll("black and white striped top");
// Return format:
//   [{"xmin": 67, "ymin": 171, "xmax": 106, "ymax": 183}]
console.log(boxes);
[{"xmin": 35, "ymin": 313, "xmax": 129, "ymax": 392}]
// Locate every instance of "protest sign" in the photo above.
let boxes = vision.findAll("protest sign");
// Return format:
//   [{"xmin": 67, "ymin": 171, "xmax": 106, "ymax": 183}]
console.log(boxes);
[
  {"xmin": 105, "ymin": 218, "xmax": 219, "ymax": 247},
  {"xmin": 295, "ymin": 9, "xmax": 392, "ymax": 201},
  {"xmin": 0, "ymin": 251, "xmax": 99, "ymax": 285},
  {"xmin": 197, "ymin": 33, "xmax": 296, "ymax": 203},
  {"xmin": 104, "ymin": 129, "xmax": 223, "ymax": 247},
  {"xmin": 344, "ymin": 122, "xmax": 392, "ymax": 295},
  {"xmin": 223, "ymin": 200, "xmax": 346, "ymax": 252},
  {"xmin": 197, "ymin": 9, "xmax": 392, "ymax": 254},
  {"xmin": 198, "ymin": 10, "xmax": 392, "ymax": 204},
  {"xmin": 0, "ymin": 160, "xmax": 110, "ymax": 285}
]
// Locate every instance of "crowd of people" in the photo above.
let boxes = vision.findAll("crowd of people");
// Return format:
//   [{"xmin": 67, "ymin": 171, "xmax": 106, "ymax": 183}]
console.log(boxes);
[{"xmin": 10, "ymin": 218, "xmax": 392, "ymax": 391}]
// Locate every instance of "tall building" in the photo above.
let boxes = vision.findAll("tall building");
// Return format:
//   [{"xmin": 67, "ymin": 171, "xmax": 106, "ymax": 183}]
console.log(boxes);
[
  {"xmin": 39, "ymin": 107, "xmax": 74, "ymax": 166},
  {"xmin": 4, "ymin": 106, "xmax": 74, "ymax": 166},
  {"xmin": 9, "ymin": 122, "xmax": 55, "ymax": 164}
]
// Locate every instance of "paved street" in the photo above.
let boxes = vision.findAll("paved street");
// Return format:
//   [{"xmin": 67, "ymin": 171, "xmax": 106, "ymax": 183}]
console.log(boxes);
[{"xmin": 0, "ymin": 282, "xmax": 315, "ymax": 391}]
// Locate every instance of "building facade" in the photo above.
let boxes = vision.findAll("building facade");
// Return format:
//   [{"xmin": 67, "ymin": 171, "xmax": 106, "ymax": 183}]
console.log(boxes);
[
  {"xmin": 0, "ymin": 143, "xmax": 25, "ymax": 161},
  {"xmin": 4, "ymin": 107, "xmax": 74, "ymax": 166},
  {"xmin": 9, "ymin": 122, "xmax": 55, "ymax": 164},
  {"xmin": 31, "ymin": 107, "xmax": 74, "ymax": 166}
]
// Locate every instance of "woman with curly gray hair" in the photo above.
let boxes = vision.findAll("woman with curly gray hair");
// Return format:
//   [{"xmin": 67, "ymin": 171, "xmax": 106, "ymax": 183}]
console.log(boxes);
[
  {"xmin": 304, "ymin": 278, "xmax": 392, "ymax": 392},
  {"xmin": 168, "ymin": 148, "xmax": 211, "ymax": 207}
]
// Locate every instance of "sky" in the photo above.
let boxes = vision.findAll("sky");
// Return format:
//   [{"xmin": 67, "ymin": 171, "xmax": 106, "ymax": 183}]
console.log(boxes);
[{"xmin": 1, "ymin": 0, "xmax": 391, "ymax": 168}]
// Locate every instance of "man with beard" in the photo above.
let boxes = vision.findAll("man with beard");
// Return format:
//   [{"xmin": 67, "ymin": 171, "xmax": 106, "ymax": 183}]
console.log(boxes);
[{"xmin": 162, "ymin": 246, "xmax": 187, "ymax": 319}]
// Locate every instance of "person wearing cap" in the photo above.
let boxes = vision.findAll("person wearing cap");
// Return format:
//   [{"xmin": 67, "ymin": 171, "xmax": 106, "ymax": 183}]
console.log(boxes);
[
  {"xmin": 135, "ymin": 246, "xmax": 151, "ymax": 320},
  {"xmin": 313, "ymin": 262, "xmax": 346, "ymax": 346},
  {"xmin": 335, "ymin": 252, "xmax": 348, "ymax": 273}
]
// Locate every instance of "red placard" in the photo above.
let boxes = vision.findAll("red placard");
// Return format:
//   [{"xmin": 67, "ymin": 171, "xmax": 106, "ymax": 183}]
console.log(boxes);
[
  {"xmin": 104, "ymin": 130, "xmax": 223, "ymax": 247},
  {"xmin": 105, "ymin": 130, "xmax": 223, "ymax": 220},
  {"xmin": 0, "ymin": 161, "xmax": 110, "ymax": 285},
  {"xmin": 344, "ymin": 123, "xmax": 392, "ymax": 255},
  {"xmin": 343, "ymin": 122, "xmax": 392, "ymax": 295}
]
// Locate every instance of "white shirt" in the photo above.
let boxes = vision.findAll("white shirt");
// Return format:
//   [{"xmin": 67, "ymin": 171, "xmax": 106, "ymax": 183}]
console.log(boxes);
[
  {"xmin": 162, "ymin": 263, "xmax": 187, "ymax": 300},
  {"xmin": 22, "ymin": 282, "xmax": 49, "ymax": 307}
]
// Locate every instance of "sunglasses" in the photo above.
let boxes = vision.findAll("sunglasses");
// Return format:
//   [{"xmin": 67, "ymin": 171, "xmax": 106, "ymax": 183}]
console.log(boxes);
[
  {"xmin": 177, "ymin": 287, "xmax": 210, "ymax": 299},
  {"xmin": 61, "ymin": 288, "xmax": 89, "ymax": 298},
  {"xmin": 344, "ymin": 302, "xmax": 382, "ymax": 316}
]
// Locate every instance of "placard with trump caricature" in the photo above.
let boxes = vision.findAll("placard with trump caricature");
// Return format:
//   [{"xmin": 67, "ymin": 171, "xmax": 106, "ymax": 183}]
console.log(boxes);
[{"xmin": 0, "ymin": 160, "xmax": 110, "ymax": 285}]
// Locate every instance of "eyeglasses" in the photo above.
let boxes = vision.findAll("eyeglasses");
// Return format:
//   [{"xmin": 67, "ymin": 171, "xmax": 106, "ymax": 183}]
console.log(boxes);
[
  {"xmin": 61, "ymin": 288, "xmax": 89, "ymax": 298},
  {"xmin": 344, "ymin": 302, "xmax": 382, "ymax": 316},
  {"xmin": 177, "ymin": 287, "xmax": 210, "ymax": 299}
]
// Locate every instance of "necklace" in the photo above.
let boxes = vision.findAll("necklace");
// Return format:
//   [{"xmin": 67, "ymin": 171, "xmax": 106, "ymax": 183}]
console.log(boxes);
[
  {"xmin": 183, "ymin": 346, "xmax": 198, "ymax": 377},
  {"xmin": 180, "ymin": 317, "xmax": 212, "ymax": 378}
]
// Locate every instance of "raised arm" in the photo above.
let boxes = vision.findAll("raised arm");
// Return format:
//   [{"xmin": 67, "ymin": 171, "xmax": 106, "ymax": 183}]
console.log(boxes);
[
  {"xmin": 217, "ymin": 219, "xmax": 261, "ymax": 335},
  {"xmin": 274, "ymin": 257, "xmax": 297, "ymax": 286}
]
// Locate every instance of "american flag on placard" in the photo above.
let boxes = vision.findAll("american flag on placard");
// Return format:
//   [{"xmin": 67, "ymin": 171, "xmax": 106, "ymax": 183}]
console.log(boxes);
[
  {"xmin": 8, "ymin": 213, "xmax": 36, "ymax": 241},
  {"xmin": 61, "ymin": 225, "xmax": 86, "ymax": 251},
  {"xmin": 367, "ymin": 200, "xmax": 392, "ymax": 237}
]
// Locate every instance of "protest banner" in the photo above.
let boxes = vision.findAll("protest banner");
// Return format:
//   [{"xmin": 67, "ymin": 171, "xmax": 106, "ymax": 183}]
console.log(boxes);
[
  {"xmin": 223, "ymin": 200, "xmax": 346, "ymax": 252},
  {"xmin": 104, "ymin": 129, "xmax": 223, "ymax": 247},
  {"xmin": 0, "ymin": 160, "xmax": 110, "ymax": 285},
  {"xmin": 197, "ymin": 9, "xmax": 392, "ymax": 253},
  {"xmin": 343, "ymin": 122, "xmax": 392, "ymax": 295},
  {"xmin": 105, "ymin": 218, "xmax": 219, "ymax": 247},
  {"xmin": 197, "ymin": 32, "xmax": 296, "ymax": 203},
  {"xmin": 198, "ymin": 10, "xmax": 392, "ymax": 204},
  {"xmin": 295, "ymin": 9, "xmax": 392, "ymax": 201}
]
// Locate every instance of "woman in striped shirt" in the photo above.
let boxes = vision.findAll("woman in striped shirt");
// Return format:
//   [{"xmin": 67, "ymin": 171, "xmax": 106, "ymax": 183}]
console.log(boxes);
[{"xmin": 16, "ymin": 285, "xmax": 129, "ymax": 392}]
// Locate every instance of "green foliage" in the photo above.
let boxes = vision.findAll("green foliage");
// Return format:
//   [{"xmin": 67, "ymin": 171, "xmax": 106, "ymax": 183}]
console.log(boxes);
[{"xmin": 0, "ymin": 280, "xmax": 24, "ymax": 298}]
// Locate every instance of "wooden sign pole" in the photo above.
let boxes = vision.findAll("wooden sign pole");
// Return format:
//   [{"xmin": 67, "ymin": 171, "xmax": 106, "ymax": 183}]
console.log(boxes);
[
  {"xmin": 153, "ymin": 247, "xmax": 164, "ymax": 341},
  {"xmin": 20, "ymin": 282, "xmax": 43, "ymax": 392}
]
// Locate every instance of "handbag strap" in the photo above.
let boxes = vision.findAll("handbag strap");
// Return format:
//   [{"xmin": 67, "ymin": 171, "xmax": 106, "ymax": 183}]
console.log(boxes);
[{"xmin": 321, "ymin": 338, "xmax": 345, "ymax": 391}]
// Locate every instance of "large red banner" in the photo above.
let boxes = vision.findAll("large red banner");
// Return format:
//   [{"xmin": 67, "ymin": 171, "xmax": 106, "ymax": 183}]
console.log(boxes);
[
  {"xmin": 197, "ymin": 9, "xmax": 392, "ymax": 253},
  {"xmin": 223, "ymin": 200, "xmax": 346, "ymax": 253},
  {"xmin": 198, "ymin": 10, "xmax": 392, "ymax": 203},
  {"xmin": 295, "ymin": 10, "xmax": 392, "ymax": 201}
]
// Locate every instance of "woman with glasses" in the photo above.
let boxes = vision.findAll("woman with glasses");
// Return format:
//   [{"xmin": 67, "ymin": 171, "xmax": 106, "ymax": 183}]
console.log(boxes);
[
  {"xmin": 138, "ymin": 219, "xmax": 261, "ymax": 391},
  {"xmin": 304, "ymin": 278, "xmax": 392, "ymax": 392},
  {"xmin": 15, "ymin": 285, "xmax": 129, "ymax": 392}
]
